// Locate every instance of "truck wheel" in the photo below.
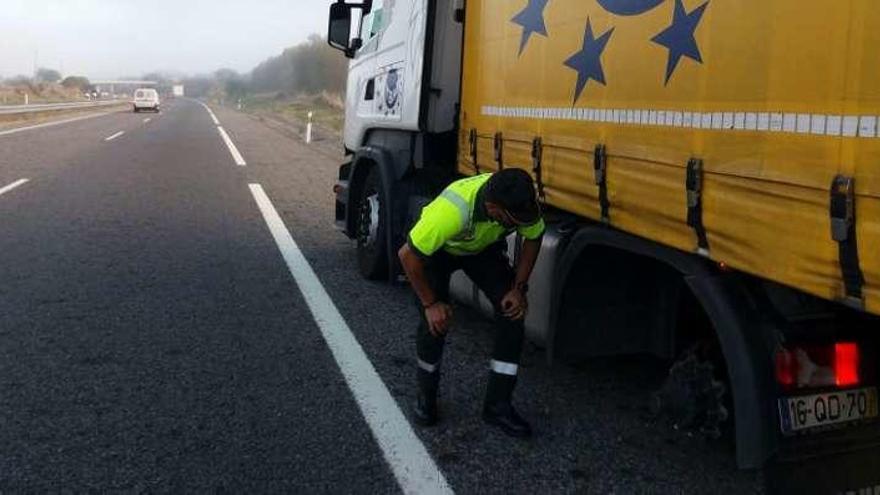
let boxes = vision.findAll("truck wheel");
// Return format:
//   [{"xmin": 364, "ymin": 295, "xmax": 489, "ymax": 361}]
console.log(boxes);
[
  {"xmin": 355, "ymin": 167, "xmax": 389, "ymax": 280},
  {"xmin": 651, "ymin": 346, "xmax": 730, "ymax": 439}
]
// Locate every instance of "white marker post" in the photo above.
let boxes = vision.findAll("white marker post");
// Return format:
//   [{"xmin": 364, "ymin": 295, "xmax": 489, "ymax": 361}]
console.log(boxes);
[
  {"xmin": 306, "ymin": 111, "xmax": 313, "ymax": 144},
  {"xmin": 24, "ymin": 93, "xmax": 28, "ymax": 106}
]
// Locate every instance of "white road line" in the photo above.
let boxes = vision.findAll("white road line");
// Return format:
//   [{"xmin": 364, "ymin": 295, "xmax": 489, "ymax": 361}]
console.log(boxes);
[
  {"xmin": 0, "ymin": 178, "xmax": 29, "ymax": 197},
  {"xmin": 143, "ymin": 118, "xmax": 151, "ymax": 123},
  {"xmin": 248, "ymin": 184, "xmax": 452, "ymax": 495},
  {"xmin": 198, "ymin": 101, "xmax": 220, "ymax": 125},
  {"xmin": 104, "ymin": 131, "xmax": 125, "ymax": 141},
  {"xmin": 0, "ymin": 112, "xmax": 114, "ymax": 138},
  {"xmin": 217, "ymin": 126, "xmax": 246, "ymax": 166}
]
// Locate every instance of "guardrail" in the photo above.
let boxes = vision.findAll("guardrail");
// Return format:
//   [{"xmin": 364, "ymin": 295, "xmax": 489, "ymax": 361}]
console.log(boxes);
[{"xmin": 0, "ymin": 100, "xmax": 128, "ymax": 115}]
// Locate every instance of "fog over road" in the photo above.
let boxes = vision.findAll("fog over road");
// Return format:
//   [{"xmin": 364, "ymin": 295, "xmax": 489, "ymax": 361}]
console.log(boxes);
[{"xmin": 0, "ymin": 99, "xmax": 761, "ymax": 492}]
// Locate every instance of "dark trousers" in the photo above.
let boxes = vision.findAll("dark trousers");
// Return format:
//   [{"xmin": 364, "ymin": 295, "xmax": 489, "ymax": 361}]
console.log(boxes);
[{"xmin": 415, "ymin": 243, "xmax": 525, "ymax": 405}]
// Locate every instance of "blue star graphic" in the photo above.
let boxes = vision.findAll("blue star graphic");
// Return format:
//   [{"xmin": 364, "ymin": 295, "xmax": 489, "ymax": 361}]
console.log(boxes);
[
  {"xmin": 564, "ymin": 18, "xmax": 614, "ymax": 103},
  {"xmin": 651, "ymin": 0, "xmax": 709, "ymax": 85},
  {"xmin": 597, "ymin": 0, "xmax": 666, "ymax": 16},
  {"xmin": 511, "ymin": 0, "xmax": 549, "ymax": 56}
]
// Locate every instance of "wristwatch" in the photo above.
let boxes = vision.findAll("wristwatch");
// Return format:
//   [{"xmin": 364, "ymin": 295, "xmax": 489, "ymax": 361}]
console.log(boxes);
[{"xmin": 515, "ymin": 281, "xmax": 529, "ymax": 294}]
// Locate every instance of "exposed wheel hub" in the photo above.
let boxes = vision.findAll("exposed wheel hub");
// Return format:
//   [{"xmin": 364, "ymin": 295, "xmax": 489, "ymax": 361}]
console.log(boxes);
[
  {"xmin": 357, "ymin": 193, "xmax": 380, "ymax": 247},
  {"xmin": 652, "ymin": 348, "xmax": 729, "ymax": 439}
]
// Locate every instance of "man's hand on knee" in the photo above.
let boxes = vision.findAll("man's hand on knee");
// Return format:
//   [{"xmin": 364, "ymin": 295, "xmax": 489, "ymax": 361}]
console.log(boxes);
[
  {"xmin": 501, "ymin": 288, "xmax": 527, "ymax": 321},
  {"xmin": 425, "ymin": 302, "xmax": 454, "ymax": 336}
]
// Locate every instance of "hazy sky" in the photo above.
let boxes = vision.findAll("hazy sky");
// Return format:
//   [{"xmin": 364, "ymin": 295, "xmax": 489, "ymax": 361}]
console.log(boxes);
[{"xmin": 0, "ymin": 0, "xmax": 331, "ymax": 79}]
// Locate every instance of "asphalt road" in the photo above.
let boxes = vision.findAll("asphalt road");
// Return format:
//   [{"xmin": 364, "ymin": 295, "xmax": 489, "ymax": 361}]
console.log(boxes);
[{"xmin": 0, "ymin": 98, "xmax": 763, "ymax": 493}]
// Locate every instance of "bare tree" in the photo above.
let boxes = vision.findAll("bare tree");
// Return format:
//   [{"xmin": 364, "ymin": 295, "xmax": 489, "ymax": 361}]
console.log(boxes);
[
  {"xmin": 36, "ymin": 68, "xmax": 62, "ymax": 83},
  {"xmin": 61, "ymin": 76, "xmax": 91, "ymax": 91},
  {"xmin": 250, "ymin": 35, "xmax": 346, "ymax": 96}
]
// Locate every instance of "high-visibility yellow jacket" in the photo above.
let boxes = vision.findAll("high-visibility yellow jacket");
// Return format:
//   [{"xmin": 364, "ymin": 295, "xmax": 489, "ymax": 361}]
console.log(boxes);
[{"xmin": 408, "ymin": 173, "xmax": 545, "ymax": 257}]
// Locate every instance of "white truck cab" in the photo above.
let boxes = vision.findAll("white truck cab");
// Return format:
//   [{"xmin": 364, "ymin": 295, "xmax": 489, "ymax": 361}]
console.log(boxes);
[
  {"xmin": 327, "ymin": 0, "xmax": 465, "ymax": 281},
  {"xmin": 330, "ymin": 0, "xmax": 463, "ymax": 152}
]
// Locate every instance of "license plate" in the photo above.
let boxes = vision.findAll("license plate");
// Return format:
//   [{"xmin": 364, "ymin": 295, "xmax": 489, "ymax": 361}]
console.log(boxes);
[{"xmin": 779, "ymin": 387, "xmax": 879, "ymax": 433}]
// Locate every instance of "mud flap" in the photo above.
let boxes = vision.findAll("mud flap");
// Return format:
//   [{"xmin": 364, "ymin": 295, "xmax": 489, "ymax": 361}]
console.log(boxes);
[{"xmin": 765, "ymin": 447, "xmax": 880, "ymax": 494}]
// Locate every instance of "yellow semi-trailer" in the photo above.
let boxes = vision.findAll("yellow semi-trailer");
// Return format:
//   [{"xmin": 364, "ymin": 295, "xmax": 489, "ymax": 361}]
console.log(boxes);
[
  {"xmin": 459, "ymin": 0, "xmax": 880, "ymax": 315},
  {"xmin": 326, "ymin": 0, "xmax": 880, "ymax": 491}
]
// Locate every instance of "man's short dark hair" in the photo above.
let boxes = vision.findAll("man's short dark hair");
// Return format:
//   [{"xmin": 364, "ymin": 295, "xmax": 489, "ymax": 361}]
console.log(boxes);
[{"xmin": 485, "ymin": 169, "xmax": 541, "ymax": 224}]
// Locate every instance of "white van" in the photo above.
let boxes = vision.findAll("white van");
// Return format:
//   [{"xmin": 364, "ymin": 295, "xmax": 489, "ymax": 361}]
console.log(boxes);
[{"xmin": 133, "ymin": 88, "xmax": 160, "ymax": 113}]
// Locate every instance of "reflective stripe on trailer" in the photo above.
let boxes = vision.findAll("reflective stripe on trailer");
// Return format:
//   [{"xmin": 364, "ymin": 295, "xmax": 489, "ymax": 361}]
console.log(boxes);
[{"xmin": 481, "ymin": 105, "xmax": 880, "ymax": 139}]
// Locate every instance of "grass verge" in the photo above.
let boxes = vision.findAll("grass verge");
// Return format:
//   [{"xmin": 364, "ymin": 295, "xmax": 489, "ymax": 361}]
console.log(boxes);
[{"xmin": 236, "ymin": 92, "xmax": 344, "ymax": 133}]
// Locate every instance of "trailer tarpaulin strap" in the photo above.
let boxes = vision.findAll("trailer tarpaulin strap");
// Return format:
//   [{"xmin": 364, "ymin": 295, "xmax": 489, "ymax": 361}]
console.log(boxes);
[
  {"xmin": 830, "ymin": 175, "xmax": 864, "ymax": 306},
  {"xmin": 531, "ymin": 137, "xmax": 544, "ymax": 201},
  {"xmin": 593, "ymin": 144, "xmax": 610, "ymax": 223},
  {"xmin": 469, "ymin": 128, "xmax": 479, "ymax": 173},
  {"xmin": 494, "ymin": 132, "xmax": 504, "ymax": 170},
  {"xmin": 686, "ymin": 158, "xmax": 709, "ymax": 254}
]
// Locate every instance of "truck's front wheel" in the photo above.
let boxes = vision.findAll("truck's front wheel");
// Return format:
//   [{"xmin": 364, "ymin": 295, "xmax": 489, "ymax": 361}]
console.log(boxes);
[{"xmin": 355, "ymin": 167, "xmax": 389, "ymax": 280}]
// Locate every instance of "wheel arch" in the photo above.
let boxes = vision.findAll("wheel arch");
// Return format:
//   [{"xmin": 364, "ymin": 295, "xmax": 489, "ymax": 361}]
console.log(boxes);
[
  {"xmin": 548, "ymin": 226, "xmax": 779, "ymax": 469},
  {"xmin": 347, "ymin": 143, "xmax": 412, "ymax": 281}
]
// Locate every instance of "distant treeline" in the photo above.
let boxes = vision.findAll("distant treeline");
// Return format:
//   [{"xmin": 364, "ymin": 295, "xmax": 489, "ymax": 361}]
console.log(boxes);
[
  {"xmin": 151, "ymin": 35, "xmax": 347, "ymax": 100},
  {"xmin": 2, "ymin": 69, "xmax": 92, "ymax": 91},
  {"xmin": 250, "ymin": 34, "xmax": 347, "ymax": 96},
  {"xmin": 3, "ymin": 35, "xmax": 347, "ymax": 103}
]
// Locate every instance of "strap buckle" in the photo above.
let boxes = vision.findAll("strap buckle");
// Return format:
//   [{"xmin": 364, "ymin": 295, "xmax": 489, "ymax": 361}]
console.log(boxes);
[
  {"xmin": 685, "ymin": 158, "xmax": 709, "ymax": 252},
  {"xmin": 830, "ymin": 175, "xmax": 854, "ymax": 242},
  {"xmin": 493, "ymin": 132, "xmax": 503, "ymax": 169},
  {"xmin": 686, "ymin": 159, "xmax": 703, "ymax": 209},
  {"xmin": 531, "ymin": 136, "xmax": 542, "ymax": 163},
  {"xmin": 531, "ymin": 137, "xmax": 544, "ymax": 200},
  {"xmin": 593, "ymin": 144, "xmax": 606, "ymax": 186},
  {"xmin": 829, "ymin": 174, "xmax": 864, "ymax": 305},
  {"xmin": 468, "ymin": 128, "xmax": 479, "ymax": 173},
  {"xmin": 593, "ymin": 144, "xmax": 610, "ymax": 223}
]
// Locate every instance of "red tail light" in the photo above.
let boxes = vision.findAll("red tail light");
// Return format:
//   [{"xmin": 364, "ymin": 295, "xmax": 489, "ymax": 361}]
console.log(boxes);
[
  {"xmin": 834, "ymin": 342, "xmax": 860, "ymax": 387},
  {"xmin": 775, "ymin": 342, "xmax": 860, "ymax": 390},
  {"xmin": 775, "ymin": 348, "xmax": 796, "ymax": 387}
]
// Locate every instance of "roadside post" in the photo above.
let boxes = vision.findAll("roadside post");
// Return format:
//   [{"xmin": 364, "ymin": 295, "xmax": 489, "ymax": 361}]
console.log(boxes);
[
  {"xmin": 306, "ymin": 111, "xmax": 313, "ymax": 144},
  {"xmin": 24, "ymin": 94, "xmax": 29, "ymax": 106}
]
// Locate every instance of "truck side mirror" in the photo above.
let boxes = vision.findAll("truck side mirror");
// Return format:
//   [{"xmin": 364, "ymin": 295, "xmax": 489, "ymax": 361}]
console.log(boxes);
[
  {"xmin": 328, "ymin": 2, "xmax": 359, "ymax": 58},
  {"xmin": 327, "ymin": 0, "xmax": 372, "ymax": 58}
]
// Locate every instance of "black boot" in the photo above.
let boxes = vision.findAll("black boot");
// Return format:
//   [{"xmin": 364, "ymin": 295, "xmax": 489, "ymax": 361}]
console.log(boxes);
[
  {"xmin": 413, "ymin": 368, "xmax": 439, "ymax": 426},
  {"xmin": 483, "ymin": 401, "xmax": 532, "ymax": 438},
  {"xmin": 482, "ymin": 372, "xmax": 532, "ymax": 438}
]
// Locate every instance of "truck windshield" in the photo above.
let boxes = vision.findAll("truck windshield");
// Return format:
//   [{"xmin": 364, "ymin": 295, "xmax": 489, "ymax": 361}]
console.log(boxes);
[{"xmin": 360, "ymin": 0, "xmax": 385, "ymax": 43}]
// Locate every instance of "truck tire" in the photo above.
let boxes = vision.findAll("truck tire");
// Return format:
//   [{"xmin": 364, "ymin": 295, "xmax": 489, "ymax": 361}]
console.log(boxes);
[
  {"xmin": 355, "ymin": 167, "xmax": 389, "ymax": 280},
  {"xmin": 652, "ymin": 346, "xmax": 730, "ymax": 440}
]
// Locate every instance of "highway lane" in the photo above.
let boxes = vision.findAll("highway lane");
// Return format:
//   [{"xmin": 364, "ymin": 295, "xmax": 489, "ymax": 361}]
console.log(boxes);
[
  {"xmin": 0, "ymin": 105, "xmax": 150, "ymax": 187},
  {"xmin": 0, "ymin": 99, "xmax": 397, "ymax": 491},
  {"xmin": 0, "ymin": 99, "xmax": 764, "ymax": 492}
]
